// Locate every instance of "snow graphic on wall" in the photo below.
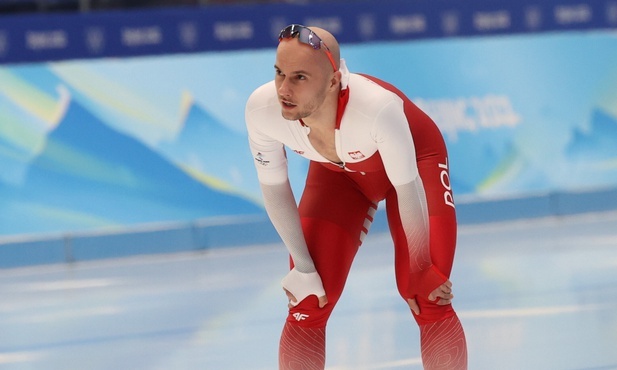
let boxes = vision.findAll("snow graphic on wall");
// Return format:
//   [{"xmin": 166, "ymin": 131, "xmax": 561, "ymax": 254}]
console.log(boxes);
[{"xmin": 0, "ymin": 66, "xmax": 264, "ymax": 236}]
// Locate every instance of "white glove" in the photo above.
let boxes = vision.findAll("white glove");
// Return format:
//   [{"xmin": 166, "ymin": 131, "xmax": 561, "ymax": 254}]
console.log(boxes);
[{"xmin": 281, "ymin": 268, "xmax": 326, "ymax": 307}]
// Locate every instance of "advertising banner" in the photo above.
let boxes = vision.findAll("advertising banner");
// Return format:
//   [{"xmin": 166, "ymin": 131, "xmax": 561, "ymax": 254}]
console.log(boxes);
[{"xmin": 0, "ymin": 0, "xmax": 616, "ymax": 64}]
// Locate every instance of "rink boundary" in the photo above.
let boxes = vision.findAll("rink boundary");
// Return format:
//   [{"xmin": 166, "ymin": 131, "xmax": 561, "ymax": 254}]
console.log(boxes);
[{"xmin": 1, "ymin": 186, "xmax": 616, "ymax": 269}]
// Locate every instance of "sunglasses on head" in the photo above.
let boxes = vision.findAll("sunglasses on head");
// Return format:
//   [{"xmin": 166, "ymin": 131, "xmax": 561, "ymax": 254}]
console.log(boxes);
[{"xmin": 278, "ymin": 24, "xmax": 338, "ymax": 72}]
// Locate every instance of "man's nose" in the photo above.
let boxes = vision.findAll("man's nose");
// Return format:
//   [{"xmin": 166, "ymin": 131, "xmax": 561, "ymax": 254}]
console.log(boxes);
[{"xmin": 278, "ymin": 78, "xmax": 291, "ymax": 97}]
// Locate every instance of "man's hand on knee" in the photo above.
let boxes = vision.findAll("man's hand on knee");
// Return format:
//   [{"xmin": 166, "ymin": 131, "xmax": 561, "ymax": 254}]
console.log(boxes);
[
  {"xmin": 407, "ymin": 280, "xmax": 454, "ymax": 315},
  {"xmin": 282, "ymin": 268, "xmax": 328, "ymax": 308},
  {"xmin": 430, "ymin": 280, "xmax": 454, "ymax": 305}
]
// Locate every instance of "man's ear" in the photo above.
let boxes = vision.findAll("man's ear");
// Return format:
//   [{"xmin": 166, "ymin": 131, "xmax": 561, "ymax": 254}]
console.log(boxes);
[{"xmin": 330, "ymin": 70, "xmax": 342, "ymax": 90}]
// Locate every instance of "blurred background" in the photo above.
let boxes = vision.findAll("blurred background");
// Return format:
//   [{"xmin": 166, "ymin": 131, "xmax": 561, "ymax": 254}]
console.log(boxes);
[
  {"xmin": 0, "ymin": 0, "xmax": 616, "ymax": 264},
  {"xmin": 0, "ymin": 0, "xmax": 318, "ymax": 13},
  {"xmin": 1, "ymin": 1, "xmax": 617, "ymax": 369}
]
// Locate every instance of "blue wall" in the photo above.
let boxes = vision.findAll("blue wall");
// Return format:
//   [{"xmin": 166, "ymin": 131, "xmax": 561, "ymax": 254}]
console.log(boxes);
[
  {"xmin": 1, "ymin": 0, "xmax": 616, "ymax": 267},
  {"xmin": 3, "ymin": 186, "xmax": 617, "ymax": 268},
  {"xmin": 1, "ymin": 0, "xmax": 616, "ymax": 64}
]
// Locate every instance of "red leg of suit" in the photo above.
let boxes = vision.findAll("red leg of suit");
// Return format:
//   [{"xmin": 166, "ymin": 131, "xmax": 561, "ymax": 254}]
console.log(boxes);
[
  {"xmin": 279, "ymin": 162, "xmax": 376, "ymax": 370},
  {"xmin": 279, "ymin": 155, "xmax": 467, "ymax": 369},
  {"xmin": 387, "ymin": 155, "xmax": 467, "ymax": 369}
]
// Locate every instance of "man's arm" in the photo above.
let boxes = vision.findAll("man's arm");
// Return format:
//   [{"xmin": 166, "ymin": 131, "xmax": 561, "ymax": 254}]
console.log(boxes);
[
  {"xmin": 245, "ymin": 92, "xmax": 327, "ymax": 306},
  {"xmin": 374, "ymin": 99, "xmax": 450, "ymax": 306},
  {"xmin": 258, "ymin": 172, "xmax": 328, "ymax": 307},
  {"xmin": 260, "ymin": 181, "xmax": 314, "ymax": 273},
  {"xmin": 394, "ymin": 180, "xmax": 450, "ymax": 304}
]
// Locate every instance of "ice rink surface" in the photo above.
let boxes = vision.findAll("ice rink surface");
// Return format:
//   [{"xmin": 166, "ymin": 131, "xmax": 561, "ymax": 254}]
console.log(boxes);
[{"xmin": 1, "ymin": 211, "xmax": 617, "ymax": 370}]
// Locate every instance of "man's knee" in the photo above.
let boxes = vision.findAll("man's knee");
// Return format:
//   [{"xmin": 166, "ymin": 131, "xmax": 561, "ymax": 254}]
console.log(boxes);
[
  {"xmin": 287, "ymin": 295, "xmax": 333, "ymax": 328},
  {"xmin": 410, "ymin": 296, "xmax": 456, "ymax": 326}
]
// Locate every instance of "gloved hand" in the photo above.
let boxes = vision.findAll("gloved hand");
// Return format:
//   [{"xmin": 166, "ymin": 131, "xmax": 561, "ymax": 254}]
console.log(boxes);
[{"xmin": 281, "ymin": 268, "xmax": 328, "ymax": 308}]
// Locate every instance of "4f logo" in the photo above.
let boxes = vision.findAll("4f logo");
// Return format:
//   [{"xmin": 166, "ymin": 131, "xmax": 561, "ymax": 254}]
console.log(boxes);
[{"xmin": 293, "ymin": 313, "xmax": 309, "ymax": 321}]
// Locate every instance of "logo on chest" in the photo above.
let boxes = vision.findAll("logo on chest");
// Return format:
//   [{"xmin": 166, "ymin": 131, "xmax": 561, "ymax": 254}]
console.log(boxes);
[{"xmin": 348, "ymin": 151, "xmax": 366, "ymax": 160}]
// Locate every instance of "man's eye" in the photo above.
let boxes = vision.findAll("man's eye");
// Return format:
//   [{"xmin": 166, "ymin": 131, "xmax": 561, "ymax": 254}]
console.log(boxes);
[{"xmin": 297, "ymin": 75, "xmax": 306, "ymax": 80}]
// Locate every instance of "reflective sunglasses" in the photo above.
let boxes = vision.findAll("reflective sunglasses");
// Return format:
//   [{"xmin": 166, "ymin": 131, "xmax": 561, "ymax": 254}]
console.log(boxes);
[{"xmin": 278, "ymin": 24, "xmax": 338, "ymax": 72}]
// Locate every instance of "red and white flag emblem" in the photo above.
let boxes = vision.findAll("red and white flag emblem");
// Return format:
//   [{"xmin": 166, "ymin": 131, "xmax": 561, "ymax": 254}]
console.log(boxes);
[{"xmin": 348, "ymin": 151, "xmax": 365, "ymax": 160}]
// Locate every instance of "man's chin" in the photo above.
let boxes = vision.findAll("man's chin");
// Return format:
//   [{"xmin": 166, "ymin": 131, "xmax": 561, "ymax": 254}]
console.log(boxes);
[{"xmin": 281, "ymin": 111, "xmax": 300, "ymax": 121}]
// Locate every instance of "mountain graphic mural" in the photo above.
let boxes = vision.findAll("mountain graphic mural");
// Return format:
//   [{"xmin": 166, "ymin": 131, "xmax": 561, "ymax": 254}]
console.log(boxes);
[
  {"xmin": 157, "ymin": 95, "xmax": 261, "ymax": 202},
  {"xmin": 1, "ymin": 98, "xmax": 263, "ymax": 236},
  {"xmin": 567, "ymin": 108, "xmax": 617, "ymax": 161},
  {"xmin": 564, "ymin": 108, "xmax": 617, "ymax": 188},
  {"xmin": 446, "ymin": 130, "xmax": 514, "ymax": 195}
]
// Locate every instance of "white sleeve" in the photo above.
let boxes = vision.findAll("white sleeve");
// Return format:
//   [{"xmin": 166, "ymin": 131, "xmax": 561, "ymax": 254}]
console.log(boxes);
[
  {"xmin": 394, "ymin": 180, "xmax": 431, "ymax": 273},
  {"xmin": 245, "ymin": 91, "xmax": 326, "ymax": 302},
  {"xmin": 259, "ymin": 181, "xmax": 316, "ymax": 274},
  {"xmin": 261, "ymin": 180, "xmax": 326, "ymax": 303},
  {"xmin": 244, "ymin": 89, "xmax": 316, "ymax": 274},
  {"xmin": 374, "ymin": 99, "xmax": 431, "ymax": 273},
  {"xmin": 245, "ymin": 92, "xmax": 289, "ymax": 185},
  {"xmin": 373, "ymin": 99, "xmax": 419, "ymax": 186}
]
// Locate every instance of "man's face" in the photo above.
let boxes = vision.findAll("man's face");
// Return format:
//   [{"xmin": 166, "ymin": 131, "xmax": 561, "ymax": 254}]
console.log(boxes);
[{"xmin": 274, "ymin": 39, "xmax": 331, "ymax": 121}]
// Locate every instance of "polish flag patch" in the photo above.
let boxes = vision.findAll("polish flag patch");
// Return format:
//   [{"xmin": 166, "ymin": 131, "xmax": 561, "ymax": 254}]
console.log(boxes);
[{"xmin": 348, "ymin": 151, "xmax": 365, "ymax": 160}]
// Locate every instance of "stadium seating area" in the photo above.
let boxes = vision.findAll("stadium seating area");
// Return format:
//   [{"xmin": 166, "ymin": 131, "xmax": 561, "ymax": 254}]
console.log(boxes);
[{"xmin": 0, "ymin": 0, "xmax": 334, "ymax": 13}]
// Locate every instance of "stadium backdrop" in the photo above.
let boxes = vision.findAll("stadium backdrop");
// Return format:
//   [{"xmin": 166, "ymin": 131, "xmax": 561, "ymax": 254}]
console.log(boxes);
[{"xmin": 1, "ymin": 0, "xmax": 616, "ymax": 266}]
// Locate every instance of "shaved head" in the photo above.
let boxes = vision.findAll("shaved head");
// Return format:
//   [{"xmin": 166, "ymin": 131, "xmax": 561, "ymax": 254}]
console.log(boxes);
[
  {"xmin": 306, "ymin": 26, "xmax": 340, "ymax": 71},
  {"xmin": 274, "ymin": 25, "xmax": 343, "ymax": 123},
  {"xmin": 276, "ymin": 25, "xmax": 341, "ymax": 74}
]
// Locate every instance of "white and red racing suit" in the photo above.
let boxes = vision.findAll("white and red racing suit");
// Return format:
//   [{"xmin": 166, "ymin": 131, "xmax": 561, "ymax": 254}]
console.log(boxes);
[{"xmin": 245, "ymin": 59, "xmax": 457, "ymax": 327}]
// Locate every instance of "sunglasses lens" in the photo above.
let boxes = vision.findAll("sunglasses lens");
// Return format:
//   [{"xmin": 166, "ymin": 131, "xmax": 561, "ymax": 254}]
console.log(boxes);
[
  {"xmin": 278, "ymin": 24, "xmax": 337, "ymax": 71},
  {"xmin": 279, "ymin": 25, "xmax": 321, "ymax": 50},
  {"xmin": 279, "ymin": 25, "xmax": 298, "ymax": 41},
  {"xmin": 299, "ymin": 27, "xmax": 319, "ymax": 49}
]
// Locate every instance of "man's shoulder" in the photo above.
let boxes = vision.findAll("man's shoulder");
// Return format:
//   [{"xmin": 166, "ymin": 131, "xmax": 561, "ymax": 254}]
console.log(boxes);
[
  {"xmin": 245, "ymin": 81, "xmax": 283, "ymax": 133},
  {"xmin": 246, "ymin": 80, "xmax": 277, "ymax": 113},
  {"xmin": 348, "ymin": 73, "xmax": 403, "ymax": 109}
]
